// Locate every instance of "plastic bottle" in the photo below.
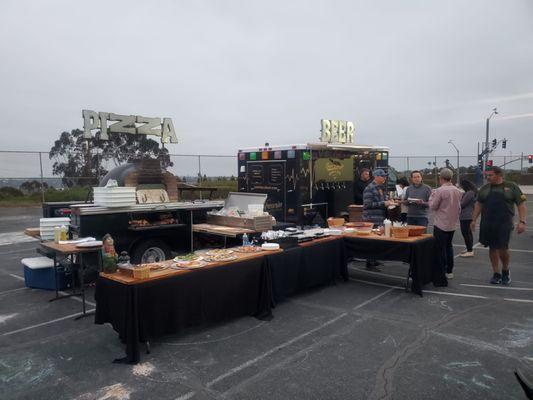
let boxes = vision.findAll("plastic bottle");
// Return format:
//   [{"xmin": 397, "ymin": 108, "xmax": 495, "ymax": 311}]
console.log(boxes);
[
  {"xmin": 384, "ymin": 219, "xmax": 392, "ymax": 238},
  {"xmin": 242, "ymin": 233, "xmax": 249, "ymax": 247},
  {"xmin": 54, "ymin": 226, "xmax": 61, "ymax": 243},
  {"xmin": 60, "ymin": 225, "xmax": 68, "ymax": 241}
]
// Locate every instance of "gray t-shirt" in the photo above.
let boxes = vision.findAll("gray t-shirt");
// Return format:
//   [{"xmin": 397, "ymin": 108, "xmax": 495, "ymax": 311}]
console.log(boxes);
[{"xmin": 405, "ymin": 183, "xmax": 432, "ymax": 217}]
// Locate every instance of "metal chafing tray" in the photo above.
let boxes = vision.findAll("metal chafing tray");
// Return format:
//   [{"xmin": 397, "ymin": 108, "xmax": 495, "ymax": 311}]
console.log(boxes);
[{"xmin": 206, "ymin": 192, "xmax": 273, "ymax": 231}]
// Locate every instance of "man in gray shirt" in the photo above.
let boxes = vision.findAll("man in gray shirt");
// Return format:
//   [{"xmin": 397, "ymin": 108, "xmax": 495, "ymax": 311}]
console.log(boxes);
[{"xmin": 404, "ymin": 170, "xmax": 432, "ymax": 227}]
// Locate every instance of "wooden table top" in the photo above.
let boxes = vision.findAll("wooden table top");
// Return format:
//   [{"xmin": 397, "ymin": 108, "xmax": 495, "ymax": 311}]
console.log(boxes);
[
  {"xmin": 24, "ymin": 227, "xmax": 41, "ymax": 238},
  {"xmin": 100, "ymin": 247, "xmax": 282, "ymax": 285},
  {"xmin": 40, "ymin": 241, "xmax": 103, "ymax": 254},
  {"xmin": 193, "ymin": 223, "xmax": 256, "ymax": 237},
  {"xmin": 343, "ymin": 232, "xmax": 433, "ymax": 243}
]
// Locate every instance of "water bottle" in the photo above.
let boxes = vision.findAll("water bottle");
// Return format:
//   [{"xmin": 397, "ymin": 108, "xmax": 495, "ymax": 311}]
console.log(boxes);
[
  {"xmin": 384, "ymin": 219, "xmax": 392, "ymax": 238},
  {"xmin": 242, "ymin": 233, "xmax": 250, "ymax": 247}
]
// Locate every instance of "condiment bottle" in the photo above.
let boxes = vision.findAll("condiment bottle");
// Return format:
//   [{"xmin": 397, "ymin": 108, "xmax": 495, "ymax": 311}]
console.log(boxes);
[
  {"xmin": 60, "ymin": 225, "xmax": 68, "ymax": 241},
  {"xmin": 54, "ymin": 226, "xmax": 61, "ymax": 243},
  {"xmin": 384, "ymin": 219, "xmax": 392, "ymax": 237}
]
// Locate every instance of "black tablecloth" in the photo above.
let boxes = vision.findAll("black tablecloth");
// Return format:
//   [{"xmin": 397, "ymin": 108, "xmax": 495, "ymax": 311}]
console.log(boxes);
[
  {"xmin": 95, "ymin": 256, "xmax": 272, "ymax": 363},
  {"xmin": 343, "ymin": 236, "xmax": 435, "ymax": 295},
  {"xmin": 266, "ymin": 238, "xmax": 348, "ymax": 304}
]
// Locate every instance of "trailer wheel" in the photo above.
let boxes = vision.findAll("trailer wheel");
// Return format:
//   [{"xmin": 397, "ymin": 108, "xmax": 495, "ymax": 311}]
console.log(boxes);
[{"xmin": 131, "ymin": 239, "xmax": 171, "ymax": 264}]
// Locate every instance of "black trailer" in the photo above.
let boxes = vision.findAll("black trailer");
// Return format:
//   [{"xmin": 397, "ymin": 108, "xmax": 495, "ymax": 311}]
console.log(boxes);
[
  {"xmin": 237, "ymin": 143, "xmax": 389, "ymax": 225},
  {"xmin": 69, "ymin": 201, "xmax": 223, "ymax": 264}
]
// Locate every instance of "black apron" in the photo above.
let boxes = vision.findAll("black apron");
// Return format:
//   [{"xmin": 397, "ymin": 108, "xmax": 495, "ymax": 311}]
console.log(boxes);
[{"xmin": 479, "ymin": 185, "xmax": 513, "ymax": 248}]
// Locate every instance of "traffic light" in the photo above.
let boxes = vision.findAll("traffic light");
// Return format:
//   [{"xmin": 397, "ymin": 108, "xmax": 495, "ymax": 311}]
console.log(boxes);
[
  {"xmin": 486, "ymin": 160, "xmax": 493, "ymax": 167},
  {"xmin": 529, "ymin": 155, "xmax": 533, "ymax": 164},
  {"xmin": 491, "ymin": 139, "xmax": 497, "ymax": 147},
  {"xmin": 502, "ymin": 139, "xmax": 507, "ymax": 149},
  {"xmin": 477, "ymin": 154, "xmax": 483, "ymax": 168}
]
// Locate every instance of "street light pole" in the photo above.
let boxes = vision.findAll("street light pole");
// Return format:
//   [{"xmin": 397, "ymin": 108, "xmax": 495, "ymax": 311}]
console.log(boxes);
[
  {"xmin": 484, "ymin": 107, "xmax": 498, "ymax": 173},
  {"xmin": 448, "ymin": 140, "xmax": 460, "ymax": 185}
]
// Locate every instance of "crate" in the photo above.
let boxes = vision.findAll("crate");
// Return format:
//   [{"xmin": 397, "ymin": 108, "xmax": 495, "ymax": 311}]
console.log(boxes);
[
  {"xmin": 348, "ymin": 205, "xmax": 364, "ymax": 222},
  {"xmin": 206, "ymin": 192, "xmax": 273, "ymax": 231},
  {"xmin": 206, "ymin": 214, "xmax": 273, "ymax": 231},
  {"xmin": 21, "ymin": 257, "xmax": 69, "ymax": 291}
]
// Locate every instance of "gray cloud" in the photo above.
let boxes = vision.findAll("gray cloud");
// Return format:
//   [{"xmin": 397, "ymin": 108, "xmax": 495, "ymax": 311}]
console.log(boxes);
[{"xmin": 1, "ymin": 0, "xmax": 532, "ymax": 171}]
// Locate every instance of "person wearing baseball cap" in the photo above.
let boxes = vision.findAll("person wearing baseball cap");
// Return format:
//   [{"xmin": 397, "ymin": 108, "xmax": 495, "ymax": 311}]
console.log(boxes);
[{"xmin": 362, "ymin": 168, "xmax": 395, "ymax": 270}]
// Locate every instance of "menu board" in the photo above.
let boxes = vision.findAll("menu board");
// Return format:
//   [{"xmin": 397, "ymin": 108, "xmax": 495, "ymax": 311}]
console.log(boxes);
[{"xmin": 269, "ymin": 164, "xmax": 283, "ymax": 185}]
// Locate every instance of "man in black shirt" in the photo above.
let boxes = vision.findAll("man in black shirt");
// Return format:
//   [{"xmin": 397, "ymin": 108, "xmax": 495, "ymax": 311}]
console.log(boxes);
[{"xmin": 353, "ymin": 168, "xmax": 370, "ymax": 205}]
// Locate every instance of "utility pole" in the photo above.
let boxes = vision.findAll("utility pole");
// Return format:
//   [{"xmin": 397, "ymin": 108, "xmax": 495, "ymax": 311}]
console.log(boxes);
[
  {"xmin": 448, "ymin": 140, "xmax": 460, "ymax": 185},
  {"xmin": 484, "ymin": 108, "xmax": 498, "ymax": 173}
]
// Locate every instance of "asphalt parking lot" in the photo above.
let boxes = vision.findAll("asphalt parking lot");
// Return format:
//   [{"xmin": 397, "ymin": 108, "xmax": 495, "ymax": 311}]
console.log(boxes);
[{"xmin": 1, "ymin": 201, "xmax": 532, "ymax": 400}]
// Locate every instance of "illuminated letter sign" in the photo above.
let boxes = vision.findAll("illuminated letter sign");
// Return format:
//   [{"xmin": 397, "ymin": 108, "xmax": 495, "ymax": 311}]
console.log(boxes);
[{"xmin": 82, "ymin": 110, "xmax": 178, "ymax": 143}]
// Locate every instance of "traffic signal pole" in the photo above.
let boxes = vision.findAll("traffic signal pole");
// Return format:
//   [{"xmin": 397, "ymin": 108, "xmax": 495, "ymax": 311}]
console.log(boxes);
[{"xmin": 484, "ymin": 117, "xmax": 489, "ymax": 174}]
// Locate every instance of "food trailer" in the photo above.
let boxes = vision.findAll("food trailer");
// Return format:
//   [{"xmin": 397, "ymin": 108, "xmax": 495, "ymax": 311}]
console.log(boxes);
[{"xmin": 237, "ymin": 119, "xmax": 389, "ymax": 225}]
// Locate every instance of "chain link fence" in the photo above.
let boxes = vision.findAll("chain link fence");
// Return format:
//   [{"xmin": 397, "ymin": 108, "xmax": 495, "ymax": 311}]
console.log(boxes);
[{"xmin": 1, "ymin": 150, "xmax": 532, "ymax": 200}]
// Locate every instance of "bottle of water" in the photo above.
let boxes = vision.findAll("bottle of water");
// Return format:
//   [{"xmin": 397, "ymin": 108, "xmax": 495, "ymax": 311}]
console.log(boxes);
[{"xmin": 242, "ymin": 233, "xmax": 250, "ymax": 247}]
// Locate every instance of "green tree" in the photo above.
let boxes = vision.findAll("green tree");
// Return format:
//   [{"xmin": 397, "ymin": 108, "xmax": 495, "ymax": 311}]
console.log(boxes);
[
  {"xmin": 20, "ymin": 180, "xmax": 48, "ymax": 194},
  {"xmin": 49, "ymin": 129, "xmax": 173, "ymax": 187}
]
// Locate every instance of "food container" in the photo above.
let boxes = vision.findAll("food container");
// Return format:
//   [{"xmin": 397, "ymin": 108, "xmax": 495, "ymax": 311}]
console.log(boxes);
[
  {"xmin": 207, "ymin": 192, "xmax": 273, "ymax": 231},
  {"xmin": 407, "ymin": 225, "xmax": 426, "ymax": 236},
  {"xmin": 392, "ymin": 226, "xmax": 410, "ymax": 238},
  {"xmin": 345, "ymin": 222, "xmax": 374, "ymax": 229},
  {"xmin": 132, "ymin": 265, "xmax": 150, "ymax": 279},
  {"xmin": 261, "ymin": 243, "xmax": 280, "ymax": 251},
  {"xmin": 327, "ymin": 217, "xmax": 345, "ymax": 228},
  {"xmin": 355, "ymin": 228, "xmax": 372, "ymax": 236}
]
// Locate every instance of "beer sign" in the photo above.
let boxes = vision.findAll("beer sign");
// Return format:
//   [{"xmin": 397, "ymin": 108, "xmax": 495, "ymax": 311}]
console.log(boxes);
[{"xmin": 320, "ymin": 119, "xmax": 355, "ymax": 144}]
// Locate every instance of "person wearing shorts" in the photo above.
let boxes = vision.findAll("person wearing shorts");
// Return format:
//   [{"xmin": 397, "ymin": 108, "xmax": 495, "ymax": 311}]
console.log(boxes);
[{"xmin": 470, "ymin": 166, "xmax": 527, "ymax": 285}]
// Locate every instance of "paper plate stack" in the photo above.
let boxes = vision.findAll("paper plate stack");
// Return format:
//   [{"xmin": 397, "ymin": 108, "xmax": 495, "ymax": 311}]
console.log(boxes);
[
  {"xmin": 39, "ymin": 217, "xmax": 70, "ymax": 241},
  {"xmin": 93, "ymin": 187, "xmax": 137, "ymax": 208}
]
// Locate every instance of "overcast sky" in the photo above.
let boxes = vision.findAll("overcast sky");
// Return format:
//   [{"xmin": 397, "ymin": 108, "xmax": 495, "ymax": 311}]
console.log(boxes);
[{"xmin": 1, "ymin": 0, "xmax": 532, "ymax": 169}]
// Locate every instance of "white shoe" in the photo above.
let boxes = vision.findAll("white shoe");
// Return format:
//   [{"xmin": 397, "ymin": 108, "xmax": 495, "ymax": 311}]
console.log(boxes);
[
  {"xmin": 445, "ymin": 273, "xmax": 454, "ymax": 279},
  {"xmin": 459, "ymin": 251, "xmax": 474, "ymax": 258},
  {"xmin": 460, "ymin": 249, "xmax": 468, "ymax": 254}
]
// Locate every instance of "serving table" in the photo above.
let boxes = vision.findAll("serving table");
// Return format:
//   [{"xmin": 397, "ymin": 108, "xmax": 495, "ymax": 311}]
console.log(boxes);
[
  {"xmin": 95, "ymin": 249, "xmax": 279, "ymax": 363},
  {"xmin": 342, "ymin": 232, "xmax": 435, "ymax": 295},
  {"xmin": 40, "ymin": 241, "xmax": 102, "ymax": 319}
]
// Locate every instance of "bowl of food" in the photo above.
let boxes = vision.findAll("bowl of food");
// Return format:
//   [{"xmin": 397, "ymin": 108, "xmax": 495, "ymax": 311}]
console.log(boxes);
[
  {"xmin": 345, "ymin": 222, "xmax": 374, "ymax": 229},
  {"xmin": 327, "ymin": 217, "xmax": 345, "ymax": 228},
  {"xmin": 406, "ymin": 225, "xmax": 426, "ymax": 236},
  {"xmin": 392, "ymin": 226, "xmax": 410, "ymax": 238},
  {"xmin": 355, "ymin": 227, "xmax": 373, "ymax": 236}
]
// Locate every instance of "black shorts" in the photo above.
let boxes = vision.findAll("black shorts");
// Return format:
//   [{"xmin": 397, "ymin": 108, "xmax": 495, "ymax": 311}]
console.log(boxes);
[{"xmin": 479, "ymin": 220, "xmax": 513, "ymax": 250}]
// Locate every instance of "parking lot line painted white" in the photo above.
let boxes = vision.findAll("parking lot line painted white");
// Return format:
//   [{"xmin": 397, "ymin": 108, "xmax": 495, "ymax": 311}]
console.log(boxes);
[
  {"xmin": 205, "ymin": 287, "xmax": 393, "ymax": 389},
  {"xmin": 5, "ymin": 273, "xmax": 96, "ymax": 307},
  {"xmin": 461, "ymin": 283, "xmax": 533, "ymax": 291},
  {"xmin": 349, "ymin": 266, "xmax": 405, "ymax": 281},
  {"xmin": 205, "ymin": 311, "xmax": 349, "ymax": 388},
  {"xmin": 175, "ymin": 391, "xmax": 196, "ymax": 400},
  {"xmin": 349, "ymin": 277, "xmax": 489, "ymax": 299},
  {"xmin": 423, "ymin": 290, "xmax": 488, "ymax": 299},
  {"xmin": 1, "ymin": 309, "xmax": 96, "ymax": 337},
  {"xmin": 8, "ymin": 273, "xmax": 24, "ymax": 281},
  {"xmin": 503, "ymin": 298, "xmax": 533, "ymax": 304},
  {"xmin": 349, "ymin": 278, "xmax": 404, "ymax": 290},
  {"xmin": 0, "ymin": 287, "xmax": 27, "ymax": 296}
]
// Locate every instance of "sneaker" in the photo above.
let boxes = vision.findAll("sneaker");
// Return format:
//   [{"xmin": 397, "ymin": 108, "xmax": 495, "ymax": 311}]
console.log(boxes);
[
  {"xmin": 459, "ymin": 251, "xmax": 474, "ymax": 258},
  {"xmin": 445, "ymin": 273, "xmax": 454, "ymax": 279},
  {"xmin": 490, "ymin": 273, "xmax": 502, "ymax": 285},
  {"xmin": 502, "ymin": 270, "xmax": 511, "ymax": 285},
  {"xmin": 460, "ymin": 249, "xmax": 468, "ymax": 254}
]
